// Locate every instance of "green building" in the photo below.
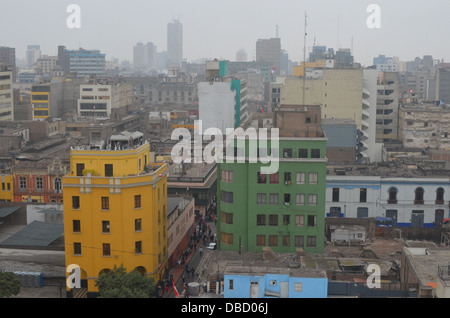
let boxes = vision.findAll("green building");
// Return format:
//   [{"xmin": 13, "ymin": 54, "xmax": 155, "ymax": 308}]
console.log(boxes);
[{"xmin": 217, "ymin": 105, "xmax": 327, "ymax": 253}]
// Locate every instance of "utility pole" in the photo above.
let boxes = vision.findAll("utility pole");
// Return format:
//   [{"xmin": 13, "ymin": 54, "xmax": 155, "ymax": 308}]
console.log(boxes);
[{"xmin": 303, "ymin": 11, "xmax": 307, "ymax": 105}]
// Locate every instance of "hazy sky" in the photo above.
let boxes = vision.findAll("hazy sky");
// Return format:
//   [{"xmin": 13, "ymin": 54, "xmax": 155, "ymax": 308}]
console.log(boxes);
[{"xmin": 2, "ymin": 0, "xmax": 450, "ymax": 66}]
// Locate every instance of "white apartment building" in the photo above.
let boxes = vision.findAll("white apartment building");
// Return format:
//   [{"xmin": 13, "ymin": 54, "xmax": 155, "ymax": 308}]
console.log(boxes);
[
  {"xmin": 0, "ymin": 69, "xmax": 13, "ymax": 121},
  {"xmin": 326, "ymin": 174, "xmax": 449, "ymax": 228}
]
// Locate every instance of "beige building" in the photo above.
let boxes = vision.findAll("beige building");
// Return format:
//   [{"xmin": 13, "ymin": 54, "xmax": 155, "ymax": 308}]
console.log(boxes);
[
  {"xmin": 35, "ymin": 55, "xmax": 58, "ymax": 74},
  {"xmin": 280, "ymin": 68, "xmax": 363, "ymax": 129},
  {"xmin": 77, "ymin": 82, "xmax": 134, "ymax": 118},
  {"xmin": 399, "ymin": 102, "xmax": 450, "ymax": 150},
  {"xmin": 0, "ymin": 67, "xmax": 13, "ymax": 121}
]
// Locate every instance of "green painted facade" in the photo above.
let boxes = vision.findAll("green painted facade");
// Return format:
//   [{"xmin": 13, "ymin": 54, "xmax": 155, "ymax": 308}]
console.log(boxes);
[
  {"xmin": 217, "ymin": 137, "xmax": 327, "ymax": 254},
  {"xmin": 231, "ymin": 79, "xmax": 241, "ymax": 128}
]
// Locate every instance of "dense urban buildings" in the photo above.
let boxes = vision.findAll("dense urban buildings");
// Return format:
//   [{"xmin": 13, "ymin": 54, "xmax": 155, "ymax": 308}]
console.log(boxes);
[{"xmin": 2, "ymin": 12, "xmax": 450, "ymax": 300}]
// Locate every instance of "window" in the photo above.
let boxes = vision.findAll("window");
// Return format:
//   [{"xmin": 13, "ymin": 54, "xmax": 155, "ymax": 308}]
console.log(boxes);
[
  {"xmin": 269, "ymin": 193, "xmax": 278, "ymax": 205},
  {"xmin": 388, "ymin": 187, "xmax": 398, "ymax": 204},
  {"xmin": 295, "ymin": 215, "xmax": 305, "ymax": 227},
  {"xmin": 73, "ymin": 220, "xmax": 81, "ymax": 232},
  {"xmin": 256, "ymin": 235, "xmax": 266, "ymax": 246},
  {"xmin": 269, "ymin": 235, "xmax": 278, "ymax": 247},
  {"xmin": 221, "ymin": 232, "xmax": 233, "ymax": 245},
  {"xmin": 103, "ymin": 243, "xmax": 111, "ymax": 256},
  {"xmin": 311, "ymin": 149, "xmax": 320, "ymax": 158},
  {"xmin": 257, "ymin": 172, "xmax": 267, "ymax": 184},
  {"xmin": 229, "ymin": 280, "xmax": 234, "ymax": 290},
  {"xmin": 284, "ymin": 172, "xmax": 291, "ymax": 184},
  {"xmin": 54, "ymin": 178, "xmax": 62, "ymax": 193},
  {"xmin": 257, "ymin": 193, "xmax": 266, "ymax": 205},
  {"xmin": 135, "ymin": 219, "xmax": 142, "ymax": 231},
  {"xmin": 257, "ymin": 214, "xmax": 266, "ymax": 226},
  {"xmin": 283, "ymin": 215, "xmax": 290, "ymax": 225},
  {"xmin": 221, "ymin": 191, "xmax": 234, "ymax": 203},
  {"xmin": 294, "ymin": 283, "xmax": 303, "ymax": 292},
  {"xmin": 135, "ymin": 241, "xmax": 142, "ymax": 254},
  {"xmin": 307, "ymin": 236, "xmax": 316, "ymax": 248},
  {"xmin": 414, "ymin": 187, "xmax": 424, "ymax": 205},
  {"xmin": 436, "ymin": 187, "xmax": 444, "ymax": 204},
  {"xmin": 294, "ymin": 236, "xmax": 304, "ymax": 247},
  {"xmin": 134, "ymin": 195, "xmax": 141, "ymax": 208},
  {"xmin": 330, "ymin": 207, "xmax": 342, "ymax": 217},
  {"xmin": 221, "ymin": 170, "xmax": 234, "ymax": 183},
  {"xmin": 72, "ymin": 196, "xmax": 80, "ymax": 209},
  {"xmin": 308, "ymin": 194, "xmax": 317, "ymax": 206},
  {"xmin": 332, "ymin": 188, "xmax": 340, "ymax": 202},
  {"xmin": 309, "ymin": 173, "xmax": 318, "ymax": 184},
  {"xmin": 20, "ymin": 177, "xmax": 27, "ymax": 189},
  {"xmin": 282, "ymin": 236, "xmax": 290, "ymax": 246},
  {"xmin": 296, "ymin": 194, "xmax": 305, "ymax": 206},
  {"xmin": 296, "ymin": 172, "xmax": 305, "ymax": 184},
  {"xmin": 360, "ymin": 188, "xmax": 367, "ymax": 203},
  {"xmin": 283, "ymin": 148, "xmax": 292, "ymax": 158},
  {"xmin": 270, "ymin": 173, "xmax": 279, "ymax": 184},
  {"xmin": 105, "ymin": 164, "xmax": 113, "ymax": 177},
  {"xmin": 101, "ymin": 197, "xmax": 110, "ymax": 210},
  {"xmin": 284, "ymin": 194, "xmax": 291, "ymax": 205},
  {"xmin": 269, "ymin": 215, "xmax": 278, "ymax": 226},
  {"xmin": 102, "ymin": 221, "xmax": 110, "ymax": 233},
  {"xmin": 307, "ymin": 215, "xmax": 317, "ymax": 227},
  {"xmin": 36, "ymin": 177, "xmax": 43, "ymax": 190},
  {"xmin": 73, "ymin": 243, "xmax": 82, "ymax": 255},
  {"xmin": 221, "ymin": 212, "xmax": 234, "ymax": 224},
  {"xmin": 298, "ymin": 149, "xmax": 308, "ymax": 158},
  {"xmin": 76, "ymin": 163, "xmax": 85, "ymax": 176}
]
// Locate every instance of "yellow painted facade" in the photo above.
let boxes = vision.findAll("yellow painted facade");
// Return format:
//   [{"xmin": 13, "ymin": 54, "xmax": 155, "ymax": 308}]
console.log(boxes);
[
  {"xmin": 292, "ymin": 60, "xmax": 332, "ymax": 77},
  {"xmin": 0, "ymin": 173, "xmax": 13, "ymax": 202},
  {"xmin": 31, "ymin": 91, "xmax": 50, "ymax": 119},
  {"xmin": 63, "ymin": 142, "xmax": 168, "ymax": 294}
]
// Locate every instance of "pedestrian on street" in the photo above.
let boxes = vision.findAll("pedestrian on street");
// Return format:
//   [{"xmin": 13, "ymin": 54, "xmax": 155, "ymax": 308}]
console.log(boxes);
[{"xmin": 199, "ymin": 247, "xmax": 203, "ymax": 257}]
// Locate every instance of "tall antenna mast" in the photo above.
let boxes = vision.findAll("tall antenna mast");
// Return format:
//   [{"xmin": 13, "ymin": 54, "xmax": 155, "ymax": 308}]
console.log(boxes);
[
  {"xmin": 276, "ymin": 25, "xmax": 279, "ymax": 38},
  {"xmin": 303, "ymin": 11, "xmax": 307, "ymax": 105}
]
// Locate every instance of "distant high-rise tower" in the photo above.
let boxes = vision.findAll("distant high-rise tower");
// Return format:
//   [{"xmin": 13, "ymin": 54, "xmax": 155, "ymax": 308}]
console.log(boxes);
[
  {"xmin": 167, "ymin": 19, "xmax": 183, "ymax": 69},
  {"xmin": 0, "ymin": 46, "xmax": 16, "ymax": 82},
  {"xmin": 26, "ymin": 45, "xmax": 41, "ymax": 67},
  {"xmin": 236, "ymin": 49, "xmax": 247, "ymax": 62},
  {"xmin": 256, "ymin": 38, "xmax": 281, "ymax": 76}
]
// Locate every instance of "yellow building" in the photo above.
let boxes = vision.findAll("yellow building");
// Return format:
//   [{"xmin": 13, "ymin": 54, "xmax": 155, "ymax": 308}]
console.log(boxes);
[
  {"xmin": 63, "ymin": 139, "xmax": 168, "ymax": 297},
  {"xmin": 31, "ymin": 86, "xmax": 50, "ymax": 119},
  {"xmin": 292, "ymin": 60, "xmax": 333, "ymax": 77},
  {"xmin": 0, "ymin": 170, "xmax": 13, "ymax": 202}
]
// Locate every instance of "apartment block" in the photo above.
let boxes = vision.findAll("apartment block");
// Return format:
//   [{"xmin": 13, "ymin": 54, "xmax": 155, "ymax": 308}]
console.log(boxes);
[
  {"xmin": 376, "ymin": 72, "xmax": 400, "ymax": 142},
  {"xmin": 63, "ymin": 133, "xmax": 168, "ymax": 297},
  {"xmin": 217, "ymin": 105, "xmax": 327, "ymax": 254}
]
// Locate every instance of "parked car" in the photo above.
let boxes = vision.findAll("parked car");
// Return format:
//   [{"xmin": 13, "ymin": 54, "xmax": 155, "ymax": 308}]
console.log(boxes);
[{"xmin": 207, "ymin": 243, "xmax": 217, "ymax": 250}]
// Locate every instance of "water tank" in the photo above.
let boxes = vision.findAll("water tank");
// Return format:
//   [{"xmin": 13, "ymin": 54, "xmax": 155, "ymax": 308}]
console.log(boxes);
[{"xmin": 188, "ymin": 282, "xmax": 200, "ymax": 296}]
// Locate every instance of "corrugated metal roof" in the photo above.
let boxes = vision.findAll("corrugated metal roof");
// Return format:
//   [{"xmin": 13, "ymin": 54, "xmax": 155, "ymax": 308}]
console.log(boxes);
[
  {"xmin": 0, "ymin": 206, "xmax": 20, "ymax": 218},
  {"xmin": 0, "ymin": 221, "xmax": 63, "ymax": 247}
]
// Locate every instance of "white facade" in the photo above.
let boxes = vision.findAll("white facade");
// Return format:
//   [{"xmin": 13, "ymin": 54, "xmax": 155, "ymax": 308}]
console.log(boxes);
[
  {"xmin": 362, "ymin": 69, "xmax": 384, "ymax": 162},
  {"xmin": 77, "ymin": 85, "xmax": 112, "ymax": 118},
  {"xmin": 198, "ymin": 81, "xmax": 236, "ymax": 134},
  {"xmin": 326, "ymin": 175, "xmax": 450, "ymax": 227},
  {"xmin": 0, "ymin": 70, "xmax": 14, "ymax": 121}
]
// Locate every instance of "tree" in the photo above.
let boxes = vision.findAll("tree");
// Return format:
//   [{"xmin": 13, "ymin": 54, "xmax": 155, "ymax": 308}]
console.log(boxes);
[
  {"xmin": 95, "ymin": 264, "xmax": 156, "ymax": 298},
  {"xmin": 0, "ymin": 271, "xmax": 21, "ymax": 298}
]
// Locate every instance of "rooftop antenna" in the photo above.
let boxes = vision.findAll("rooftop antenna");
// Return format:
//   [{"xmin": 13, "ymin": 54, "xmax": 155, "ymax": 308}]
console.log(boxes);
[{"xmin": 303, "ymin": 11, "xmax": 307, "ymax": 105}]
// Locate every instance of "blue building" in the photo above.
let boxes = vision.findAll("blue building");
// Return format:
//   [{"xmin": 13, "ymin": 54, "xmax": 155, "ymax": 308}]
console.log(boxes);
[{"xmin": 223, "ymin": 266, "xmax": 328, "ymax": 298}]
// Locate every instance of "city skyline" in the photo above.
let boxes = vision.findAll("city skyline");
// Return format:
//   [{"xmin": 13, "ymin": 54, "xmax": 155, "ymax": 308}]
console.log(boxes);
[{"xmin": 2, "ymin": 0, "xmax": 450, "ymax": 67}]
